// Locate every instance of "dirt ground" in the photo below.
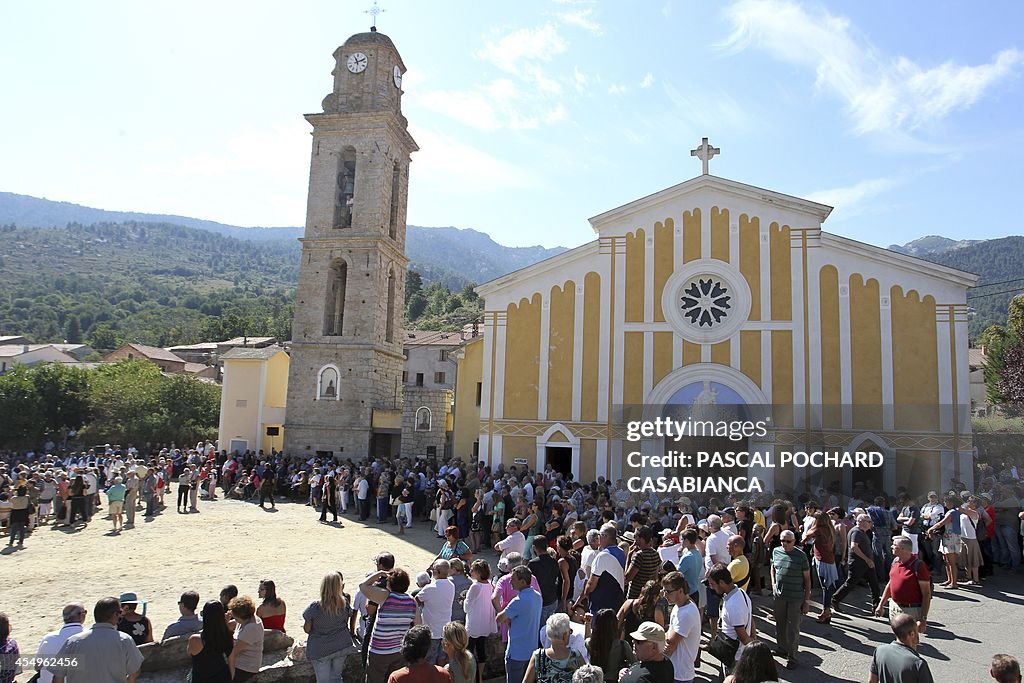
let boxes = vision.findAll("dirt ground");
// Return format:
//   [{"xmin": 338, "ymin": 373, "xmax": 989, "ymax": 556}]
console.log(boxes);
[{"xmin": 1, "ymin": 497, "xmax": 443, "ymax": 652}]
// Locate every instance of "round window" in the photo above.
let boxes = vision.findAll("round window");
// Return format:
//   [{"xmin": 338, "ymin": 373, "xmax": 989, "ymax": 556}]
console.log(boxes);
[{"xmin": 661, "ymin": 260, "xmax": 750, "ymax": 343}]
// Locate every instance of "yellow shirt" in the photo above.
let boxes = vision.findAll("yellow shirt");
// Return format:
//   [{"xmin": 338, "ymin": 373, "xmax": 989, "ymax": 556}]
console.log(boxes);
[{"xmin": 728, "ymin": 555, "xmax": 751, "ymax": 593}]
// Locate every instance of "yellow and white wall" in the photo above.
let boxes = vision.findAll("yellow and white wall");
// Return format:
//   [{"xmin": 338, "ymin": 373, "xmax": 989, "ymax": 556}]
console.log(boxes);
[{"xmin": 475, "ymin": 175, "xmax": 978, "ymax": 495}]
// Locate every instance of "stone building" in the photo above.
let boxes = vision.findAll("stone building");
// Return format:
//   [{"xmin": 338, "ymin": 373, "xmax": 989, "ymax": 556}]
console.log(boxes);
[
  {"xmin": 397, "ymin": 330, "xmax": 464, "ymax": 461},
  {"xmin": 283, "ymin": 28, "xmax": 417, "ymax": 460}
]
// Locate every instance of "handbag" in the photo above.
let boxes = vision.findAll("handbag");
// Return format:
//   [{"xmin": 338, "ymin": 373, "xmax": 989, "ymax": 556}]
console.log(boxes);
[{"xmin": 707, "ymin": 631, "xmax": 740, "ymax": 664}]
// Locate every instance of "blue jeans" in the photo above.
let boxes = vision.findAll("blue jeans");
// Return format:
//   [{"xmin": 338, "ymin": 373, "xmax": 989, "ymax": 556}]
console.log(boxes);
[
  {"xmin": 8, "ymin": 521, "xmax": 26, "ymax": 545},
  {"xmin": 311, "ymin": 650, "xmax": 349, "ymax": 683},
  {"xmin": 540, "ymin": 602, "xmax": 558, "ymax": 634},
  {"xmin": 505, "ymin": 657, "xmax": 529, "ymax": 683},
  {"xmin": 426, "ymin": 638, "xmax": 443, "ymax": 664},
  {"xmin": 993, "ymin": 524, "xmax": 1021, "ymax": 568}
]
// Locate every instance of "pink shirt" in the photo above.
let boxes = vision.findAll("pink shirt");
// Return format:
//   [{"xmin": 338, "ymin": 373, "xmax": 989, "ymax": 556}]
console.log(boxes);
[{"xmin": 493, "ymin": 573, "xmax": 541, "ymax": 641}]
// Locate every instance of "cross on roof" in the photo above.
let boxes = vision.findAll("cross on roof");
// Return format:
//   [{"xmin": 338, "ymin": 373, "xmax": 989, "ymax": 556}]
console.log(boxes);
[
  {"xmin": 365, "ymin": 1, "xmax": 385, "ymax": 29},
  {"xmin": 690, "ymin": 137, "xmax": 720, "ymax": 175}
]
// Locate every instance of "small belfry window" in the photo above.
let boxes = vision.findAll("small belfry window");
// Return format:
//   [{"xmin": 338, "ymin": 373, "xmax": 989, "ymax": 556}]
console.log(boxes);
[
  {"xmin": 324, "ymin": 260, "xmax": 347, "ymax": 336},
  {"xmin": 385, "ymin": 270, "xmax": 396, "ymax": 342},
  {"xmin": 318, "ymin": 366, "xmax": 340, "ymax": 400},
  {"xmin": 334, "ymin": 147, "xmax": 356, "ymax": 228},
  {"xmin": 415, "ymin": 406, "xmax": 431, "ymax": 431},
  {"xmin": 388, "ymin": 161, "xmax": 400, "ymax": 239}
]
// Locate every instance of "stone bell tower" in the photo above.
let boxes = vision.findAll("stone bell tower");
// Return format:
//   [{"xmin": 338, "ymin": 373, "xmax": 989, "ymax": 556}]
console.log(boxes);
[{"xmin": 283, "ymin": 27, "xmax": 417, "ymax": 459}]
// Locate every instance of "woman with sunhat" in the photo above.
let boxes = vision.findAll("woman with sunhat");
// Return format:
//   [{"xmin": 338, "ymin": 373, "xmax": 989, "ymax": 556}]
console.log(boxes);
[{"xmin": 117, "ymin": 592, "xmax": 153, "ymax": 645}]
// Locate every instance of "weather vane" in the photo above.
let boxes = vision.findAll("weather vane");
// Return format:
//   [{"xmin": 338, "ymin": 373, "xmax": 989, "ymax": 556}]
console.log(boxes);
[{"xmin": 365, "ymin": 1, "xmax": 385, "ymax": 30}]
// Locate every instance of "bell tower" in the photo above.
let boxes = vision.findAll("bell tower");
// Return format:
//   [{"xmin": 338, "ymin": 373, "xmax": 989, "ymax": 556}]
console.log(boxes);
[{"xmin": 283, "ymin": 27, "xmax": 417, "ymax": 459}]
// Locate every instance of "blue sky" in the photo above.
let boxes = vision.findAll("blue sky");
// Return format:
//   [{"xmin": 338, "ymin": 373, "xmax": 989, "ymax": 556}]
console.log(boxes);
[{"xmin": 1, "ymin": 1, "xmax": 1021, "ymax": 249}]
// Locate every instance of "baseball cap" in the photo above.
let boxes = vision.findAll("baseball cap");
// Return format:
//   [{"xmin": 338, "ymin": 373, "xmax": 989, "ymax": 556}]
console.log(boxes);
[{"xmin": 629, "ymin": 621, "xmax": 667, "ymax": 644}]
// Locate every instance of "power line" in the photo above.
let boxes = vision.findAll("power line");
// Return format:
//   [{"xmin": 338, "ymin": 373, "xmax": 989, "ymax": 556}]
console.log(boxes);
[
  {"xmin": 970, "ymin": 276, "xmax": 1024, "ymax": 289},
  {"xmin": 967, "ymin": 288, "xmax": 1024, "ymax": 301}
]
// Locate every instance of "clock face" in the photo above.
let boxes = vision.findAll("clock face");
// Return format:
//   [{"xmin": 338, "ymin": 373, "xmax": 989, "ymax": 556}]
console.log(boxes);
[
  {"xmin": 347, "ymin": 52, "xmax": 368, "ymax": 73},
  {"xmin": 393, "ymin": 65, "xmax": 403, "ymax": 89}
]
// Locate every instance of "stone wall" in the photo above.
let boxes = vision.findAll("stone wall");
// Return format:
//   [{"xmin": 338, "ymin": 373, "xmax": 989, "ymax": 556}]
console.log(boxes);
[{"xmin": 401, "ymin": 386, "xmax": 453, "ymax": 460}]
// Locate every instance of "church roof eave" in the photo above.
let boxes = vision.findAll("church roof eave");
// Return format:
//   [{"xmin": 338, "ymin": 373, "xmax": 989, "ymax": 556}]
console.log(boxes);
[
  {"xmin": 588, "ymin": 174, "xmax": 833, "ymax": 233},
  {"xmin": 820, "ymin": 232, "xmax": 980, "ymax": 289},
  {"xmin": 475, "ymin": 239, "xmax": 600, "ymax": 298}
]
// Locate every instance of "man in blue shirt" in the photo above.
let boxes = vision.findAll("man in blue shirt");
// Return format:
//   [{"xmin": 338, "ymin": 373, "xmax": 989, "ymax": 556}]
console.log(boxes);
[{"xmin": 496, "ymin": 565, "xmax": 542, "ymax": 683}]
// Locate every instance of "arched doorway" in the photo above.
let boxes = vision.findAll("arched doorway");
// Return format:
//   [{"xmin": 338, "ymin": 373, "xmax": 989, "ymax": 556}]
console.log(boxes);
[{"xmin": 642, "ymin": 364, "xmax": 773, "ymax": 490}]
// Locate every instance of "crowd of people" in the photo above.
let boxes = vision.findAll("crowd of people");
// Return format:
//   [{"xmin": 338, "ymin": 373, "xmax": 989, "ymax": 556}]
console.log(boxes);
[{"xmin": 1, "ymin": 446, "xmax": 1023, "ymax": 682}]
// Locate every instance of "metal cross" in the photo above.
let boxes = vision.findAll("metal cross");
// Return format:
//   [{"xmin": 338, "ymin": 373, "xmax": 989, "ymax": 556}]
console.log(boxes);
[
  {"xmin": 690, "ymin": 137, "xmax": 720, "ymax": 175},
  {"xmin": 365, "ymin": 1, "xmax": 385, "ymax": 29}
]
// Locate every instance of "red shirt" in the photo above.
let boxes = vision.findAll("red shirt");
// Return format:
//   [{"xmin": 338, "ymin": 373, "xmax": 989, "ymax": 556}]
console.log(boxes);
[
  {"xmin": 388, "ymin": 663, "xmax": 452, "ymax": 683},
  {"xmin": 888, "ymin": 556, "xmax": 930, "ymax": 605}
]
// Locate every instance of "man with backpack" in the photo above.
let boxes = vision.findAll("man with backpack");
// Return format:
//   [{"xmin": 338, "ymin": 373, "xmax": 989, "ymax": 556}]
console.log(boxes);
[{"xmin": 875, "ymin": 535, "xmax": 931, "ymax": 634}]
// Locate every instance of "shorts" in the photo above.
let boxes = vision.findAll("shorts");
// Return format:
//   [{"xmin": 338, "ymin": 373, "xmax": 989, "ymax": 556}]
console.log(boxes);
[
  {"xmin": 939, "ymin": 533, "xmax": 961, "ymax": 555},
  {"xmin": 469, "ymin": 635, "xmax": 489, "ymax": 662},
  {"xmin": 108, "ymin": 501, "xmax": 124, "ymax": 515}
]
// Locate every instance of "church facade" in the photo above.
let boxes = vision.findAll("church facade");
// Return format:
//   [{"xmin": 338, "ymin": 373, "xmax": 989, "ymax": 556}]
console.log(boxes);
[
  {"xmin": 283, "ymin": 29, "xmax": 417, "ymax": 459},
  {"xmin": 475, "ymin": 165, "xmax": 978, "ymax": 496}
]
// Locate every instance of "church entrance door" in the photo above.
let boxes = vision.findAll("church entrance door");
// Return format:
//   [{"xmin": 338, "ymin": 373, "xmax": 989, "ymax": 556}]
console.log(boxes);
[{"xmin": 546, "ymin": 447, "xmax": 573, "ymax": 478}]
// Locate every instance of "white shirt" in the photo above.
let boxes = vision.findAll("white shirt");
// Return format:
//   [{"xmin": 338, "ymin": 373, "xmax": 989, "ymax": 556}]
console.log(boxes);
[
  {"xmin": 580, "ymin": 545, "xmax": 598, "ymax": 578},
  {"xmin": 720, "ymin": 587, "xmax": 753, "ymax": 661},
  {"xmin": 463, "ymin": 581, "xmax": 497, "ymax": 638},
  {"xmin": 357, "ymin": 478, "xmax": 369, "ymax": 500},
  {"xmin": 417, "ymin": 578, "xmax": 455, "ymax": 637},
  {"xmin": 37, "ymin": 622, "xmax": 85, "ymax": 683},
  {"xmin": 592, "ymin": 547, "xmax": 625, "ymax": 591},
  {"xmin": 705, "ymin": 529, "xmax": 731, "ymax": 570},
  {"xmin": 524, "ymin": 482, "xmax": 535, "ymax": 503},
  {"xmin": 669, "ymin": 601, "xmax": 701, "ymax": 681},
  {"xmin": 496, "ymin": 531, "xmax": 526, "ymax": 560}
]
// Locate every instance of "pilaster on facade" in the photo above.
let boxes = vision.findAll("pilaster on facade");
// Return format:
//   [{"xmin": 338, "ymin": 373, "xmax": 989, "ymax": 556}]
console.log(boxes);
[{"xmin": 538, "ymin": 293, "xmax": 551, "ymax": 421}]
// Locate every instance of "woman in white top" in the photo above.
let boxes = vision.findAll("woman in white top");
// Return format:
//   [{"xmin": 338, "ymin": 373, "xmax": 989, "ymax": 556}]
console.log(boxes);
[
  {"xmin": 959, "ymin": 496, "xmax": 985, "ymax": 586},
  {"xmin": 463, "ymin": 559, "xmax": 496, "ymax": 683}
]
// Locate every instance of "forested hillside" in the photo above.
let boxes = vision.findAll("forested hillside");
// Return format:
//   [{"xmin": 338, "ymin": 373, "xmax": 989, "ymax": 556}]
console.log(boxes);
[
  {"xmin": 0, "ymin": 222, "xmax": 297, "ymax": 347},
  {"xmin": 904, "ymin": 236, "xmax": 1024, "ymax": 338}
]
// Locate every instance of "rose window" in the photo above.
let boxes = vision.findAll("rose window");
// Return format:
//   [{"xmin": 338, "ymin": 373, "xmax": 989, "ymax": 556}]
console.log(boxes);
[{"xmin": 680, "ymin": 278, "xmax": 732, "ymax": 328}]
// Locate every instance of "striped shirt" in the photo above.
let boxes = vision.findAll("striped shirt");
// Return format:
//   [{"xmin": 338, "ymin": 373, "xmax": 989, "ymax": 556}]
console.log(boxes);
[
  {"xmin": 627, "ymin": 548, "xmax": 662, "ymax": 598},
  {"xmin": 369, "ymin": 592, "xmax": 417, "ymax": 655}
]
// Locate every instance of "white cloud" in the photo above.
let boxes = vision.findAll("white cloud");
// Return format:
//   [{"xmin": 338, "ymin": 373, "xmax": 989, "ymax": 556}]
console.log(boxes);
[
  {"xmin": 640, "ymin": 73, "xmax": 655, "ymax": 89},
  {"xmin": 545, "ymin": 104, "xmax": 569, "ymax": 124},
  {"xmin": 608, "ymin": 83, "xmax": 627, "ymax": 95},
  {"xmin": 528, "ymin": 66, "xmax": 562, "ymax": 94},
  {"xmin": 557, "ymin": 7, "xmax": 603, "ymax": 36},
  {"xmin": 802, "ymin": 175, "xmax": 901, "ymax": 209},
  {"xmin": 477, "ymin": 24, "xmax": 568, "ymax": 75},
  {"xmin": 407, "ymin": 126, "xmax": 534, "ymax": 193},
  {"xmin": 141, "ymin": 121, "xmax": 309, "ymax": 226},
  {"xmin": 721, "ymin": 0, "xmax": 1023, "ymax": 136},
  {"xmin": 417, "ymin": 77, "xmax": 567, "ymax": 131},
  {"xmin": 417, "ymin": 89, "xmax": 502, "ymax": 131},
  {"xmin": 573, "ymin": 66, "xmax": 588, "ymax": 93},
  {"xmin": 662, "ymin": 83, "xmax": 751, "ymax": 131}
]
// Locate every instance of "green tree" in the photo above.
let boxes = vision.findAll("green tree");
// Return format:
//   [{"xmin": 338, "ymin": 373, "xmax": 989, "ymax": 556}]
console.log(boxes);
[
  {"xmin": 0, "ymin": 365, "xmax": 44, "ymax": 447},
  {"xmin": 84, "ymin": 360, "xmax": 165, "ymax": 444},
  {"xmin": 982, "ymin": 296, "xmax": 1024, "ymax": 415},
  {"xmin": 31, "ymin": 363, "xmax": 92, "ymax": 440},
  {"xmin": 160, "ymin": 373, "xmax": 221, "ymax": 443},
  {"xmin": 406, "ymin": 270, "xmax": 423, "ymax": 304},
  {"xmin": 65, "ymin": 314, "xmax": 82, "ymax": 343},
  {"xmin": 88, "ymin": 323, "xmax": 120, "ymax": 350}
]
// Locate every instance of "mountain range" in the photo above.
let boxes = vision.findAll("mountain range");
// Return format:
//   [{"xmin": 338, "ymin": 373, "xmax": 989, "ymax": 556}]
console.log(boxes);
[{"xmin": 0, "ymin": 191, "xmax": 1020, "ymax": 344}]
